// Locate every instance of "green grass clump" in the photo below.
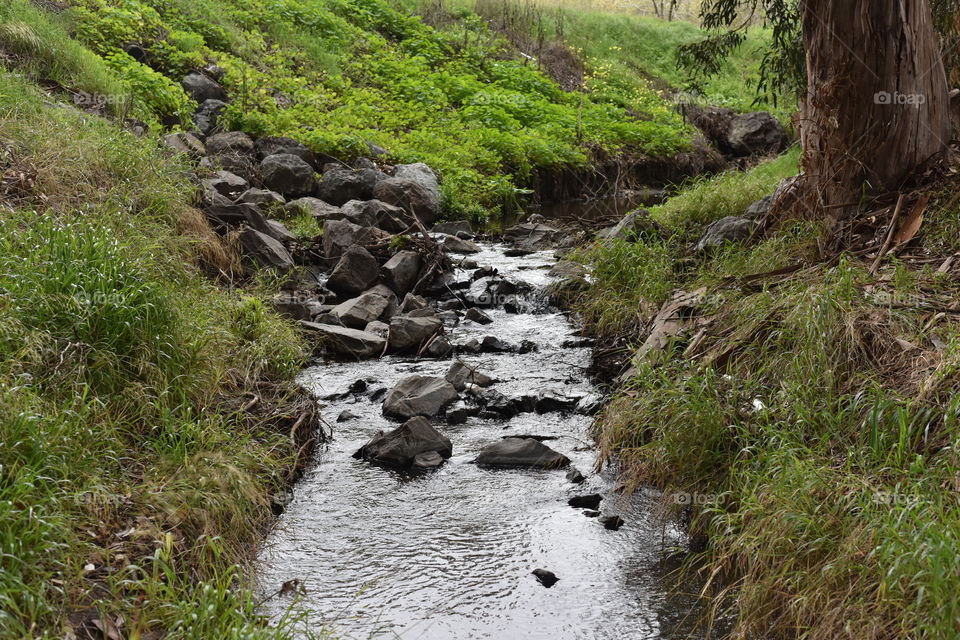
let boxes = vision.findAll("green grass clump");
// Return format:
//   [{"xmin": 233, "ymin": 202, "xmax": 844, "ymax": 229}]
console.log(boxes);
[{"xmin": 0, "ymin": 71, "xmax": 315, "ymax": 638}]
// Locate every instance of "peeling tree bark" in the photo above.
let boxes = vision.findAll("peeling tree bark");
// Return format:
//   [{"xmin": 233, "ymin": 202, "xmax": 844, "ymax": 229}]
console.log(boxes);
[{"xmin": 793, "ymin": 0, "xmax": 950, "ymax": 231}]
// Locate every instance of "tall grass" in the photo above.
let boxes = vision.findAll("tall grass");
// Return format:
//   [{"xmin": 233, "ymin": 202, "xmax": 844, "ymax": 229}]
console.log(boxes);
[
  {"xmin": 578, "ymin": 138, "xmax": 960, "ymax": 638},
  {"xmin": 0, "ymin": 71, "xmax": 315, "ymax": 637}
]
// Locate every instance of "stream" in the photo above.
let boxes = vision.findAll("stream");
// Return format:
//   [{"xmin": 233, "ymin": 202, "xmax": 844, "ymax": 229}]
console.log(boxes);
[{"xmin": 255, "ymin": 241, "xmax": 704, "ymax": 639}]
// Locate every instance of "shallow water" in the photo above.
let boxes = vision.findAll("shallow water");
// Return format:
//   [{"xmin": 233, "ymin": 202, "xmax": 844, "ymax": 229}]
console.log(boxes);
[{"xmin": 256, "ymin": 244, "xmax": 703, "ymax": 639}]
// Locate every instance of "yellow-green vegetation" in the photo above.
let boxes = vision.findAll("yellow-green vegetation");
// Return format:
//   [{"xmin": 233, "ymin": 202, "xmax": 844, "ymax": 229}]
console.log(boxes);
[
  {"xmin": 576, "ymin": 151, "xmax": 960, "ymax": 639},
  {"xmin": 34, "ymin": 0, "xmax": 704, "ymax": 219},
  {"xmin": 0, "ymin": 54, "xmax": 320, "ymax": 640}
]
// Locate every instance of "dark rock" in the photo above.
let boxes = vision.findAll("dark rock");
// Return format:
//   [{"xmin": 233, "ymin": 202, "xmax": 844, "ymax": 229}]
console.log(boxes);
[
  {"xmin": 479, "ymin": 336, "xmax": 513, "ymax": 353},
  {"xmin": 388, "ymin": 315, "xmax": 442, "ymax": 352},
  {"xmin": 341, "ymin": 199, "xmax": 411, "ymax": 233},
  {"xmin": 531, "ymin": 569, "xmax": 558, "ymax": 588},
  {"xmin": 261, "ymin": 153, "xmax": 316, "ymax": 198},
  {"xmin": 445, "ymin": 400, "xmax": 477, "ymax": 424},
  {"xmin": 193, "ymin": 99, "xmax": 227, "ymax": 136},
  {"xmin": 373, "ymin": 177, "xmax": 439, "ymax": 225},
  {"xmin": 182, "ymin": 72, "xmax": 226, "ymax": 102},
  {"xmin": 424, "ymin": 334, "xmax": 453, "ymax": 358},
  {"xmin": 383, "ymin": 375, "xmax": 459, "ymax": 420},
  {"xmin": 300, "ymin": 321, "xmax": 386, "ymax": 359},
  {"xmin": 317, "ymin": 166, "xmax": 377, "ymax": 205},
  {"xmin": 583, "ymin": 510, "xmax": 600, "ymax": 518},
  {"xmin": 503, "ymin": 248, "xmax": 534, "ymax": 257},
  {"xmin": 445, "ymin": 361, "xmax": 494, "ymax": 391},
  {"xmin": 254, "ymin": 136, "xmax": 317, "ymax": 168},
  {"xmin": 535, "ymin": 390, "xmax": 580, "ymax": 414},
  {"xmin": 272, "ymin": 293, "xmax": 323, "ymax": 321},
  {"xmin": 693, "ymin": 216, "xmax": 756, "ymax": 252},
  {"xmin": 332, "ymin": 293, "xmax": 391, "ymax": 329},
  {"xmin": 727, "ymin": 111, "xmax": 788, "ymax": 156},
  {"xmin": 600, "ymin": 515, "xmax": 625, "ymax": 531},
  {"xmin": 381, "ymin": 250, "xmax": 422, "ymax": 297},
  {"xmin": 202, "ymin": 170, "xmax": 249, "ymax": 199},
  {"xmin": 326, "ymin": 245, "xmax": 379, "ymax": 295},
  {"xmin": 337, "ymin": 410, "xmax": 358, "ymax": 422},
  {"xmin": 568, "ymin": 494, "xmax": 602, "ymax": 509},
  {"xmin": 237, "ymin": 228, "xmax": 294, "ymax": 271},
  {"xmin": 566, "ymin": 468, "xmax": 586, "ymax": 484},
  {"xmin": 354, "ymin": 416, "xmax": 452, "ymax": 468},
  {"xmin": 474, "ymin": 437, "xmax": 570, "ymax": 469},
  {"xmin": 463, "ymin": 308, "xmax": 493, "ymax": 325},
  {"xmin": 321, "ymin": 219, "xmax": 389, "ymax": 260},
  {"xmin": 205, "ymin": 131, "xmax": 254, "ymax": 157},
  {"xmin": 161, "ymin": 132, "xmax": 205, "ymax": 158}
]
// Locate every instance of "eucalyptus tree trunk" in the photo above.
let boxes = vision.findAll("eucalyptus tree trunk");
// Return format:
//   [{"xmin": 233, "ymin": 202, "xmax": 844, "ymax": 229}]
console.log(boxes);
[{"xmin": 795, "ymin": 0, "xmax": 950, "ymax": 230}]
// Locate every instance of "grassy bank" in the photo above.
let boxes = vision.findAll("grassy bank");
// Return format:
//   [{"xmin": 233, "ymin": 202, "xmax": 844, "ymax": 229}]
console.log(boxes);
[
  {"xmin": 576, "ymin": 152, "xmax": 960, "ymax": 639},
  {"xmin": 50, "ymin": 0, "xmax": 703, "ymax": 219},
  {"xmin": 0, "ymin": 18, "xmax": 322, "ymax": 638}
]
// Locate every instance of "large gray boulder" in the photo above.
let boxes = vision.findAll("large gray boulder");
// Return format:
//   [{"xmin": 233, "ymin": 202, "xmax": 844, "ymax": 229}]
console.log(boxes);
[
  {"xmin": 474, "ymin": 437, "xmax": 570, "ymax": 469},
  {"xmin": 383, "ymin": 375, "xmax": 458, "ymax": 420},
  {"xmin": 744, "ymin": 195, "xmax": 774, "ymax": 219},
  {"xmin": 260, "ymin": 153, "xmax": 316, "ymax": 197},
  {"xmin": 693, "ymin": 216, "xmax": 757, "ymax": 252},
  {"xmin": 388, "ymin": 315, "xmax": 442, "ymax": 352},
  {"xmin": 300, "ymin": 321, "xmax": 386, "ymax": 359},
  {"xmin": 354, "ymin": 416, "xmax": 452, "ymax": 468},
  {"xmin": 182, "ymin": 72, "xmax": 226, "ymax": 102},
  {"xmin": 316, "ymin": 166, "xmax": 377, "ymax": 205},
  {"xmin": 381, "ymin": 250, "xmax": 422, "ymax": 296},
  {"xmin": 373, "ymin": 177, "xmax": 440, "ymax": 225},
  {"xmin": 727, "ymin": 112, "xmax": 788, "ymax": 156},
  {"xmin": 237, "ymin": 228, "xmax": 294, "ymax": 271},
  {"xmin": 332, "ymin": 292, "xmax": 391, "ymax": 329},
  {"xmin": 326, "ymin": 245, "xmax": 379, "ymax": 295},
  {"xmin": 394, "ymin": 162, "xmax": 440, "ymax": 202}
]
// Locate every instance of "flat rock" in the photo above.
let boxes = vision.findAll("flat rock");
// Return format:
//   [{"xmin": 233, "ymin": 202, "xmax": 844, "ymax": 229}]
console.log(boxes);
[
  {"xmin": 300, "ymin": 321, "xmax": 386, "ymax": 359},
  {"xmin": 332, "ymin": 292, "xmax": 391, "ymax": 329},
  {"xmin": 445, "ymin": 361, "xmax": 493, "ymax": 391},
  {"xmin": 474, "ymin": 437, "xmax": 570, "ymax": 469},
  {"xmin": 354, "ymin": 416, "xmax": 452, "ymax": 468},
  {"xmin": 382, "ymin": 375, "xmax": 459, "ymax": 420}
]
